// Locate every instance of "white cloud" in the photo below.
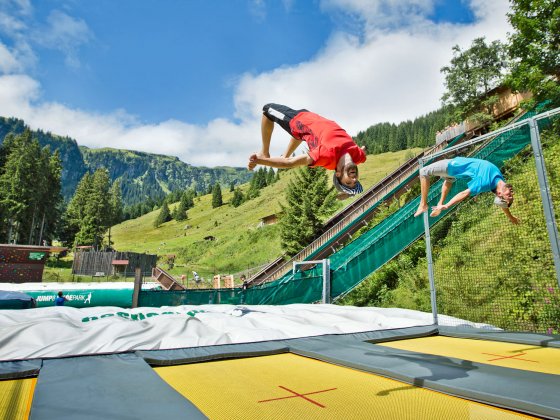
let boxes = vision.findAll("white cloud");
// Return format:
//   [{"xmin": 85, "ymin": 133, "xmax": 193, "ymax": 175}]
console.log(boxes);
[
  {"xmin": 0, "ymin": 42, "xmax": 23, "ymax": 73},
  {"xmin": 0, "ymin": 0, "xmax": 512, "ymax": 168},
  {"xmin": 33, "ymin": 10, "xmax": 93, "ymax": 68}
]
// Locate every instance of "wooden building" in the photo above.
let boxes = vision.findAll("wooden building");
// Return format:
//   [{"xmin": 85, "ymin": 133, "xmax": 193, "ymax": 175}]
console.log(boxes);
[
  {"xmin": 258, "ymin": 214, "xmax": 278, "ymax": 228},
  {"xmin": 0, "ymin": 244, "xmax": 67, "ymax": 283},
  {"xmin": 72, "ymin": 251, "xmax": 157, "ymax": 278}
]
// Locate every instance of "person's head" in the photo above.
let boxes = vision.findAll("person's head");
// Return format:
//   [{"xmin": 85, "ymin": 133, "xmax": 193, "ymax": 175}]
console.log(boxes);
[
  {"xmin": 333, "ymin": 162, "xmax": 363, "ymax": 197},
  {"xmin": 57, "ymin": 291, "xmax": 63, "ymax": 297},
  {"xmin": 494, "ymin": 183, "xmax": 514, "ymax": 208}
]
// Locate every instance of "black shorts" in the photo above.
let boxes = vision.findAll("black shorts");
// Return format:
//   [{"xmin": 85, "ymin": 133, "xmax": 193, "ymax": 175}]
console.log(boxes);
[{"xmin": 262, "ymin": 103, "xmax": 308, "ymax": 136}]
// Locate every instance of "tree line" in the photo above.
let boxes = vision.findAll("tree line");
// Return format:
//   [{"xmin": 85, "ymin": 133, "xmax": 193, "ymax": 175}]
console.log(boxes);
[
  {"xmin": 152, "ymin": 167, "xmax": 280, "ymax": 228},
  {"xmin": 0, "ymin": 130, "xmax": 62, "ymax": 245},
  {"xmin": 0, "ymin": 129, "xmax": 124, "ymax": 249},
  {"xmin": 354, "ymin": 107, "xmax": 452, "ymax": 154}
]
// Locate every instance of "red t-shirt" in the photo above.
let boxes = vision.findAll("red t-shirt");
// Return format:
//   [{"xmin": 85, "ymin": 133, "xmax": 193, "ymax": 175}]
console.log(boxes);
[{"xmin": 289, "ymin": 111, "xmax": 366, "ymax": 170}]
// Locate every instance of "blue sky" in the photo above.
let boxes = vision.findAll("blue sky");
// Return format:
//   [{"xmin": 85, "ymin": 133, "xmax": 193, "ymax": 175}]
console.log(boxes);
[{"xmin": 0, "ymin": 0, "xmax": 511, "ymax": 167}]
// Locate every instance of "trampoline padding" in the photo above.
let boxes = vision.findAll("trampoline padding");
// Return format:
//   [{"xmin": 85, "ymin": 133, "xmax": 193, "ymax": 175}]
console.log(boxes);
[
  {"xmin": 288, "ymin": 335, "xmax": 560, "ymax": 419},
  {"xmin": 378, "ymin": 336, "xmax": 560, "ymax": 375},
  {"xmin": 30, "ymin": 353, "xmax": 207, "ymax": 420},
  {"xmin": 0, "ymin": 359, "xmax": 42, "ymax": 380},
  {"xmin": 438, "ymin": 326, "xmax": 560, "ymax": 348}
]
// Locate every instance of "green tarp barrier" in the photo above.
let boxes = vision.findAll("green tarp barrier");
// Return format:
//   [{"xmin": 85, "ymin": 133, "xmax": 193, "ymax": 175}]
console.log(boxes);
[{"xmin": 26, "ymin": 288, "xmax": 134, "ymax": 308}]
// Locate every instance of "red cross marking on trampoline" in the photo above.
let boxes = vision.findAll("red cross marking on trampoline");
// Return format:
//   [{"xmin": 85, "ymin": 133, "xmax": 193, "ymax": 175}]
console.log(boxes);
[
  {"xmin": 258, "ymin": 385, "xmax": 338, "ymax": 408},
  {"xmin": 481, "ymin": 352, "xmax": 538, "ymax": 363}
]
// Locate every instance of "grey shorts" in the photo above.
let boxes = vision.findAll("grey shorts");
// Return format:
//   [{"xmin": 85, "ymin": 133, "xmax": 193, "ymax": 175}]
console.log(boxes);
[{"xmin": 419, "ymin": 159, "xmax": 455, "ymax": 181}]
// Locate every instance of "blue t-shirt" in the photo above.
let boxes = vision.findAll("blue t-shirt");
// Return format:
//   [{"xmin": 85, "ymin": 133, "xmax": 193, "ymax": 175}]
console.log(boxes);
[
  {"xmin": 54, "ymin": 296, "xmax": 66, "ymax": 306},
  {"xmin": 447, "ymin": 157, "xmax": 504, "ymax": 196}
]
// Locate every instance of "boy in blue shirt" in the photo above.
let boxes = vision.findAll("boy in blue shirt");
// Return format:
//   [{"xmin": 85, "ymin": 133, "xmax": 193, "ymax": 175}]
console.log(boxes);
[
  {"xmin": 414, "ymin": 157, "xmax": 519, "ymax": 224},
  {"xmin": 54, "ymin": 291, "xmax": 68, "ymax": 306}
]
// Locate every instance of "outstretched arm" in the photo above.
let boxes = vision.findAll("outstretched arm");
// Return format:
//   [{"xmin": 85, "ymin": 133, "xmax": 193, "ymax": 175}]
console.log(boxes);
[
  {"xmin": 501, "ymin": 207, "xmax": 520, "ymax": 224},
  {"xmin": 430, "ymin": 189, "xmax": 470, "ymax": 216},
  {"xmin": 248, "ymin": 153, "xmax": 313, "ymax": 170}
]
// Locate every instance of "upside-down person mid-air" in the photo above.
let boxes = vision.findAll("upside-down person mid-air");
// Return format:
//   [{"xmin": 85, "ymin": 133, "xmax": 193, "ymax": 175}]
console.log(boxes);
[
  {"xmin": 248, "ymin": 103, "xmax": 367, "ymax": 199},
  {"xmin": 413, "ymin": 156, "xmax": 520, "ymax": 224}
]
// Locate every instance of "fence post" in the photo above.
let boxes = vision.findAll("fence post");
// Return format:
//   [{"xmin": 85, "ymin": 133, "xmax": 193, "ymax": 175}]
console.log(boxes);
[
  {"xmin": 322, "ymin": 259, "xmax": 331, "ymax": 304},
  {"xmin": 528, "ymin": 118, "xmax": 560, "ymax": 287},
  {"xmin": 419, "ymin": 159, "xmax": 439, "ymax": 325},
  {"xmin": 132, "ymin": 267, "xmax": 142, "ymax": 308}
]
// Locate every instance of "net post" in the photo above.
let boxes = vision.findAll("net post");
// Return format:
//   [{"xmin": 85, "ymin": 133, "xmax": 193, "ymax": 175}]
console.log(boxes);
[
  {"xmin": 419, "ymin": 159, "xmax": 439, "ymax": 325},
  {"xmin": 528, "ymin": 118, "xmax": 560, "ymax": 287},
  {"xmin": 322, "ymin": 259, "xmax": 331, "ymax": 304},
  {"xmin": 132, "ymin": 267, "xmax": 142, "ymax": 308}
]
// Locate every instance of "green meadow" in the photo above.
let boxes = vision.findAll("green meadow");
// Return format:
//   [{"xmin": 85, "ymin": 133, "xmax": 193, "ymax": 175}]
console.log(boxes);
[{"xmin": 107, "ymin": 148, "xmax": 422, "ymax": 282}]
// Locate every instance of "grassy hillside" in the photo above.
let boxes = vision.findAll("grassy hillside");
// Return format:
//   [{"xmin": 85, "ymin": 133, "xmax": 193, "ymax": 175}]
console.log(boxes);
[
  {"xmin": 341, "ymin": 127, "xmax": 560, "ymax": 333},
  {"xmin": 110, "ymin": 148, "xmax": 422, "ymax": 281}
]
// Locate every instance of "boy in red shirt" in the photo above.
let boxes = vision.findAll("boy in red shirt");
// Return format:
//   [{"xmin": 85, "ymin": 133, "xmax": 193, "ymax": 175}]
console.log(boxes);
[{"xmin": 248, "ymin": 103, "xmax": 367, "ymax": 197}]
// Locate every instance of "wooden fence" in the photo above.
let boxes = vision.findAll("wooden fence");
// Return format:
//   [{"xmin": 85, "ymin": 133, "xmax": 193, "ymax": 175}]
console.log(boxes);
[{"xmin": 72, "ymin": 251, "xmax": 157, "ymax": 278}]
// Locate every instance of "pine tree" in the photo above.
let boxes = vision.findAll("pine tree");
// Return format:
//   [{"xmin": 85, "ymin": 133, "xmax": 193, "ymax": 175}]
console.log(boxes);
[
  {"xmin": 154, "ymin": 201, "xmax": 172, "ymax": 228},
  {"xmin": 173, "ymin": 199, "xmax": 188, "ymax": 221},
  {"xmin": 231, "ymin": 187, "xmax": 244, "ymax": 208},
  {"xmin": 88, "ymin": 169, "xmax": 112, "ymax": 248},
  {"xmin": 106, "ymin": 180, "xmax": 123, "ymax": 247},
  {"xmin": 267, "ymin": 167, "xmax": 275, "ymax": 185},
  {"xmin": 279, "ymin": 167, "xmax": 338, "ymax": 256},
  {"xmin": 0, "ymin": 130, "xmax": 42, "ymax": 243},
  {"xmin": 65, "ymin": 169, "xmax": 112, "ymax": 248},
  {"xmin": 212, "ymin": 183, "xmax": 223, "ymax": 208},
  {"xmin": 183, "ymin": 189, "xmax": 195, "ymax": 209},
  {"xmin": 65, "ymin": 172, "xmax": 92, "ymax": 245},
  {"xmin": 36, "ymin": 148, "xmax": 63, "ymax": 245},
  {"xmin": 257, "ymin": 168, "xmax": 268, "ymax": 189}
]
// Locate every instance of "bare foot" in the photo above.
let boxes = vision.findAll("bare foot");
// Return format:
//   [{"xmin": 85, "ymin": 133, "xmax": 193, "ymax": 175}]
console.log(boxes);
[
  {"xmin": 414, "ymin": 204, "xmax": 428, "ymax": 217},
  {"xmin": 430, "ymin": 206, "xmax": 443, "ymax": 217}
]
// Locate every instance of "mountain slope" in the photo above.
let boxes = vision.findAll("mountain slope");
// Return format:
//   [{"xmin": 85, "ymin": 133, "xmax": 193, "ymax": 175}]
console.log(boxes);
[{"xmin": 0, "ymin": 116, "xmax": 252, "ymax": 206}]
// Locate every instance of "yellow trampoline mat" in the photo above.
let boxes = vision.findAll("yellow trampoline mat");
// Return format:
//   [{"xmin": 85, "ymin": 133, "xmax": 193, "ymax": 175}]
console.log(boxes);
[
  {"xmin": 378, "ymin": 336, "xmax": 560, "ymax": 375},
  {"xmin": 155, "ymin": 353, "xmax": 534, "ymax": 420},
  {"xmin": 0, "ymin": 378, "xmax": 36, "ymax": 420}
]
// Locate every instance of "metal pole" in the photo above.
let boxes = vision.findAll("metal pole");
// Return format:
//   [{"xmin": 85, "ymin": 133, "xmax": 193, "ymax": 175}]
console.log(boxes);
[
  {"xmin": 528, "ymin": 118, "xmax": 560, "ymax": 287},
  {"xmin": 419, "ymin": 159, "xmax": 438, "ymax": 325},
  {"xmin": 322, "ymin": 259, "xmax": 331, "ymax": 304},
  {"xmin": 294, "ymin": 260, "xmax": 330, "ymax": 303},
  {"xmin": 131, "ymin": 267, "xmax": 142, "ymax": 308}
]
